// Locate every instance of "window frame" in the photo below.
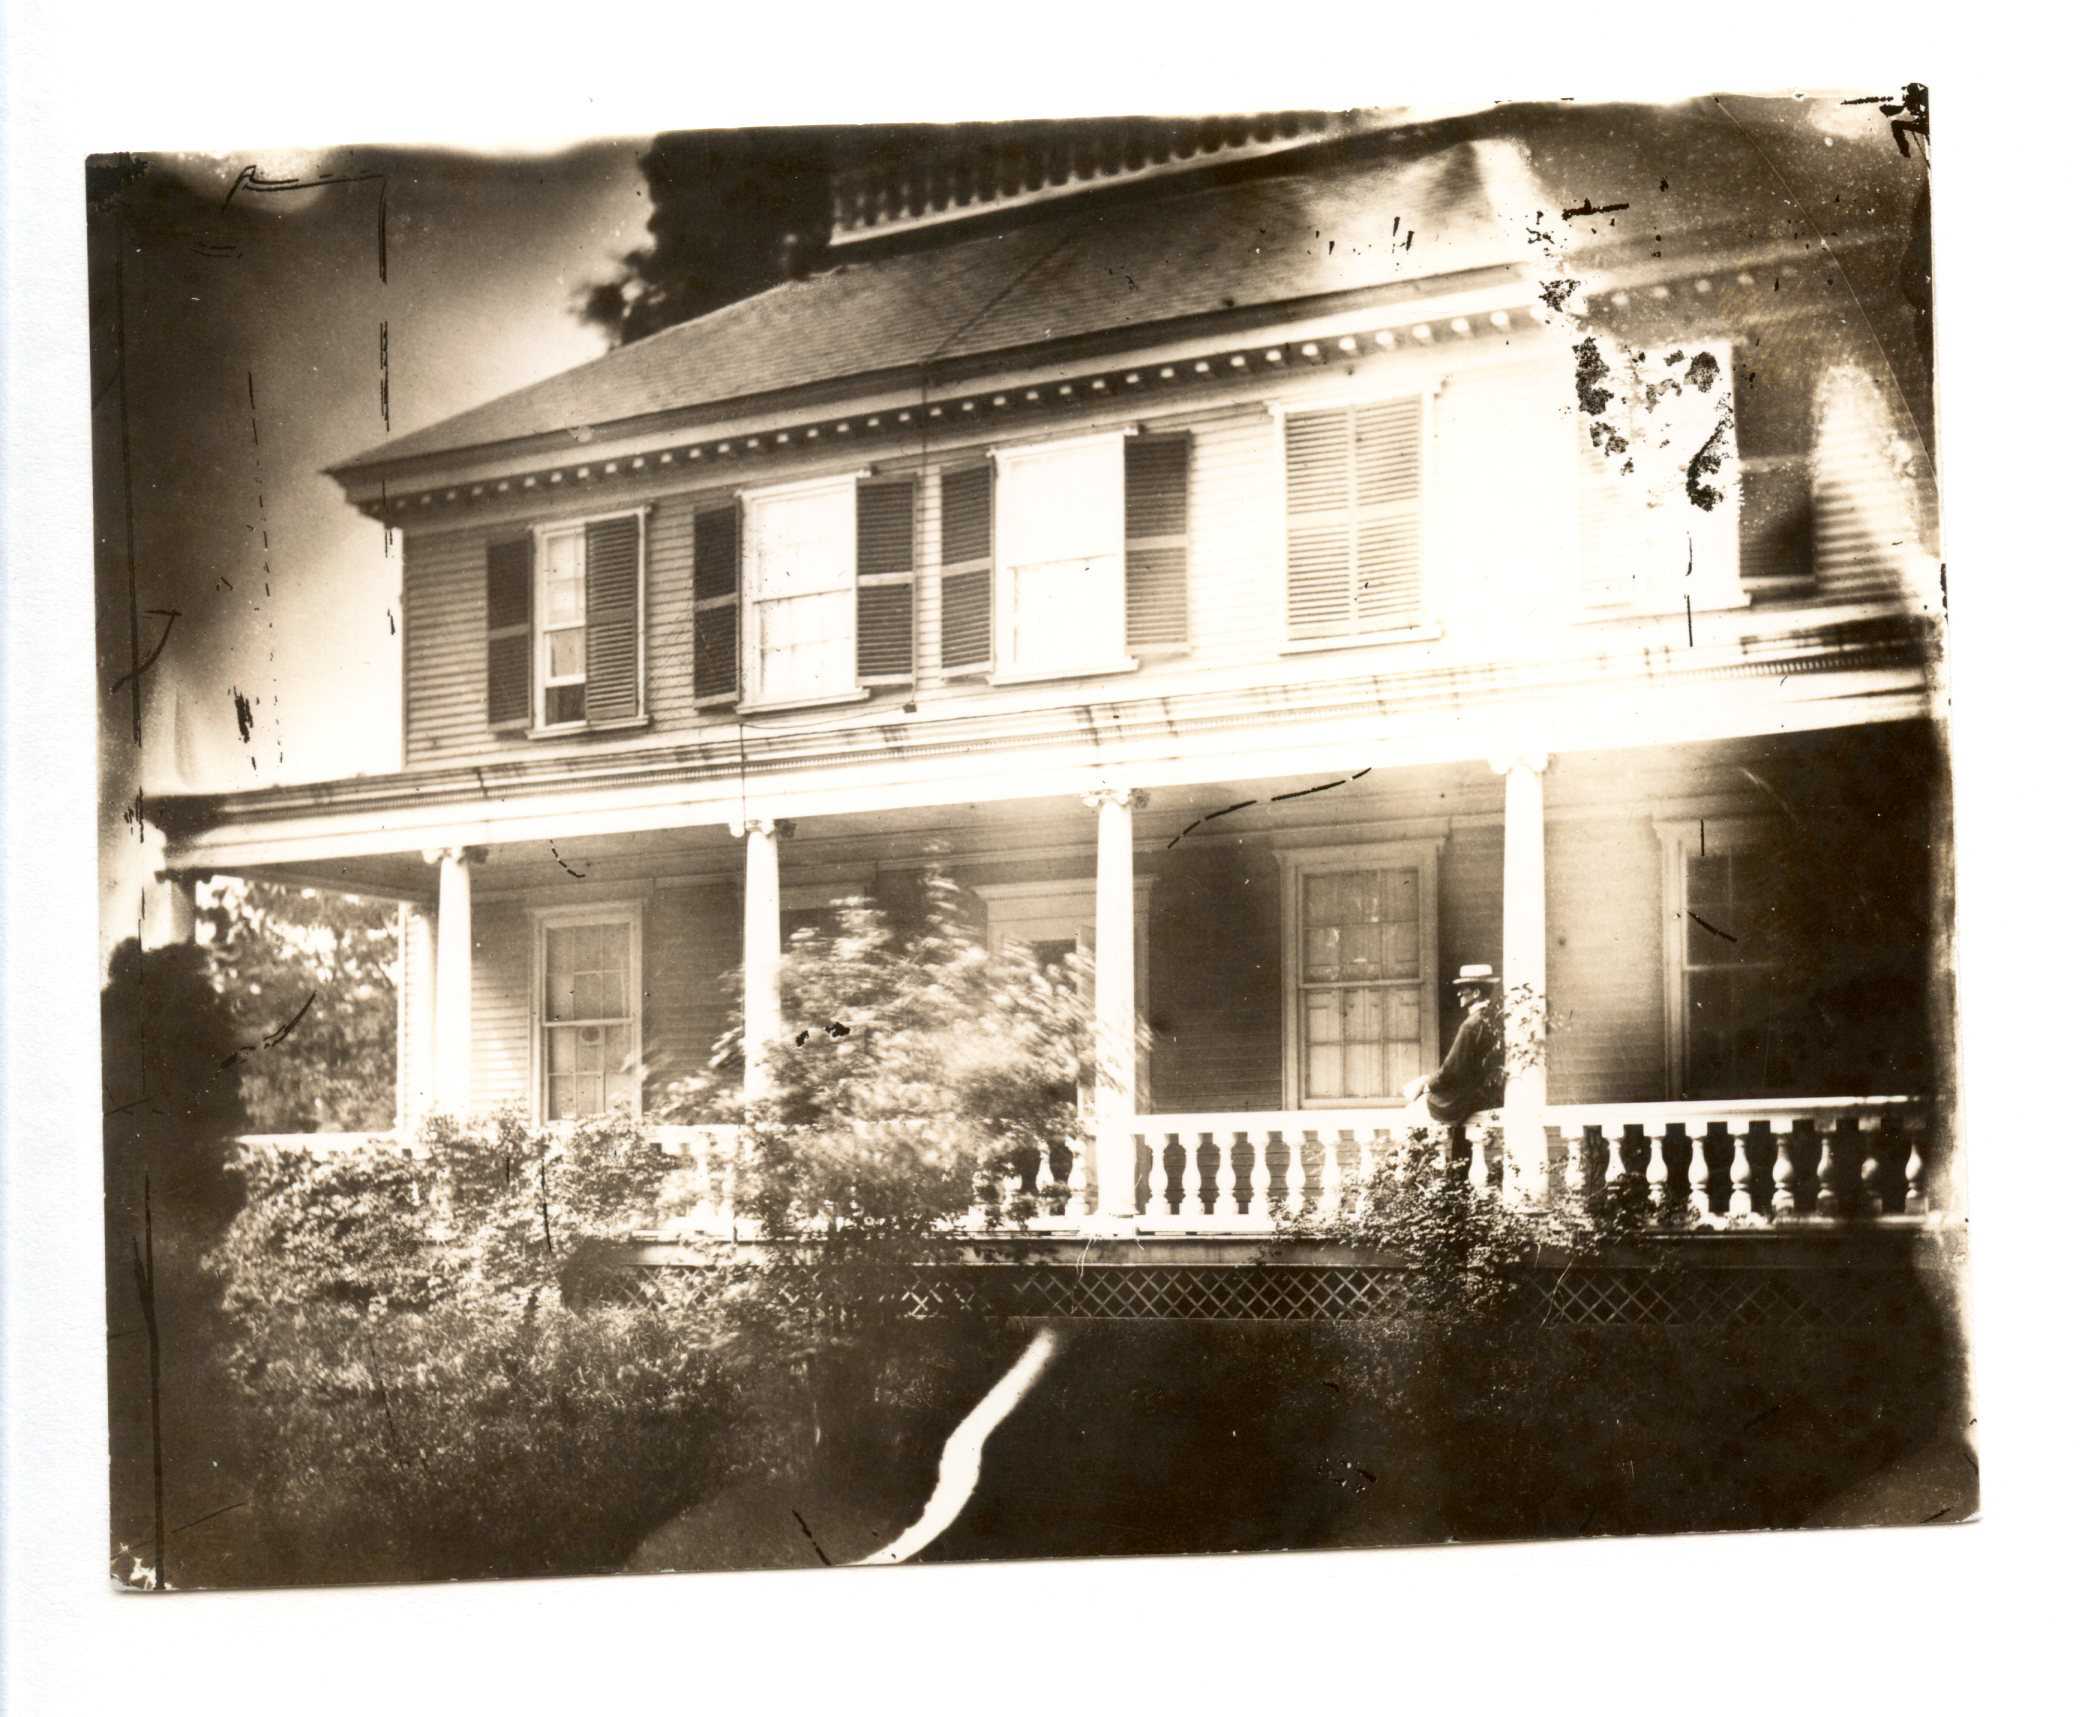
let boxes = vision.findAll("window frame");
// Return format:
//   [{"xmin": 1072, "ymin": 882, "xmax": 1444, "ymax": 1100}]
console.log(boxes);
[
  {"xmin": 987, "ymin": 429, "xmax": 1141, "ymax": 686},
  {"xmin": 524, "ymin": 506, "xmax": 650, "ymax": 737},
  {"xmin": 1275, "ymin": 839, "xmax": 1442, "ymax": 1111},
  {"xmin": 529, "ymin": 901, "xmax": 645, "ymax": 1124},
  {"xmin": 737, "ymin": 470, "xmax": 875, "ymax": 714},
  {"xmin": 1274, "ymin": 388, "xmax": 1437, "ymax": 655},
  {"xmin": 1655, "ymin": 815, "xmax": 1784, "ymax": 1101}
]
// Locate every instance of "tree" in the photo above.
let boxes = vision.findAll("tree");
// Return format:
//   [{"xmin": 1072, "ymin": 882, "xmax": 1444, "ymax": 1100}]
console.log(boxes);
[
  {"xmin": 577, "ymin": 130, "xmax": 845, "ymax": 347},
  {"xmin": 197, "ymin": 878, "xmax": 397, "ymax": 1132},
  {"xmin": 654, "ymin": 871, "xmax": 1093, "ymax": 1253}
]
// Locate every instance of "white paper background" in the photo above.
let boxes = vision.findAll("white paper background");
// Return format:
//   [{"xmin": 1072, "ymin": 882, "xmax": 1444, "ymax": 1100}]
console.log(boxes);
[{"xmin": 5, "ymin": 10, "xmax": 2067, "ymax": 1710}]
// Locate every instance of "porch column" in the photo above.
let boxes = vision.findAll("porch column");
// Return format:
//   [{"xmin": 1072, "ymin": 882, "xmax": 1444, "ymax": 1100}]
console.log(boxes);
[
  {"xmin": 1083, "ymin": 787, "xmax": 1145, "ymax": 1226},
  {"xmin": 1492, "ymin": 753, "xmax": 1550, "ymax": 1200},
  {"xmin": 396, "ymin": 902, "xmax": 437, "ymax": 1130},
  {"xmin": 140, "ymin": 872, "xmax": 196, "ymax": 949},
  {"xmin": 428, "ymin": 846, "xmax": 481, "ymax": 1114},
  {"xmin": 734, "ymin": 817, "xmax": 786, "ymax": 1108}
]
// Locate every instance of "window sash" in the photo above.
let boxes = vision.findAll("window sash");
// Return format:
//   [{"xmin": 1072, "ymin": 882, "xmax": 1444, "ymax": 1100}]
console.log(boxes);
[
  {"xmin": 742, "ymin": 476, "xmax": 858, "ymax": 705},
  {"xmin": 537, "ymin": 525, "xmax": 588, "ymax": 724},
  {"xmin": 537, "ymin": 912, "xmax": 641, "ymax": 1121},
  {"xmin": 993, "ymin": 433, "xmax": 1127, "ymax": 673},
  {"xmin": 1284, "ymin": 400, "xmax": 1426, "ymax": 642}
]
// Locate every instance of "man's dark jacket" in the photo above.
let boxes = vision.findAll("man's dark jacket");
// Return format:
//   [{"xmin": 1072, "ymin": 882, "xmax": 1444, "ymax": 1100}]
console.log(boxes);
[{"xmin": 1425, "ymin": 1003, "xmax": 1505, "ymax": 1125}]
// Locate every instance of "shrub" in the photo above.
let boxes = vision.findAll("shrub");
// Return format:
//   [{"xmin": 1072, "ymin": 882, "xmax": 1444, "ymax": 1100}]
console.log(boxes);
[
  {"xmin": 206, "ymin": 1112, "xmax": 761, "ymax": 1582},
  {"xmin": 655, "ymin": 871, "xmax": 1093, "ymax": 1253}
]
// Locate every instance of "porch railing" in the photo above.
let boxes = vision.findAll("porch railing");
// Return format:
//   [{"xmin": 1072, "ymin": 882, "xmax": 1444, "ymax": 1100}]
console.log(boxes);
[{"xmin": 239, "ymin": 1095, "xmax": 1944, "ymax": 1239}]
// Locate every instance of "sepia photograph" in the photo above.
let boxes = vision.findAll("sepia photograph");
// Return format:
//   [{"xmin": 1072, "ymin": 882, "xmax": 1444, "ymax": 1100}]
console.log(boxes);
[{"xmin": 87, "ymin": 89, "xmax": 1971, "ymax": 1595}]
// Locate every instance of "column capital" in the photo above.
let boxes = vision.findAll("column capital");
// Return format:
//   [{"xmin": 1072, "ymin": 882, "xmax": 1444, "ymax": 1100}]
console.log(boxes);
[
  {"xmin": 422, "ymin": 844, "xmax": 487, "ymax": 868},
  {"xmin": 1081, "ymin": 786, "xmax": 1150, "ymax": 813},
  {"xmin": 1488, "ymin": 752, "xmax": 1550, "ymax": 778},
  {"xmin": 729, "ymin": 816, "xmax": 797, "ymax": 840}
]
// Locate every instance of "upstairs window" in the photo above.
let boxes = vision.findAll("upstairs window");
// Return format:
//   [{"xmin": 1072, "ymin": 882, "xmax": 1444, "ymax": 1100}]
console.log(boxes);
[
  {"xmin": 693, "ymin": 474, "xmax": 916, "ymax": 711},
  {"xmin": 484, "ymin": 511, "xmax": 644, "ymax": 733},
  {"xmin": 1283, "ymin": 399, "xmax": 1426, "ymax": 644},
  {"xmin": 993, "ymin": 432, "xmax": 1132, "ymax": 681},
  {"xmin": 939, "ymin": 432, "xmax": 1192, "ymax": 680}
]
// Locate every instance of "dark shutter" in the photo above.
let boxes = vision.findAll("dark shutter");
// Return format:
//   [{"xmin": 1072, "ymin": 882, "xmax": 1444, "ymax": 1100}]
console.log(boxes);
[
  {"xmin": 693, "ymin": 502, "xmax": 740, "ymax": 704},
  {"xmin": 485, "ymin": 536, "xmax": 533, "ymax": 728},
  {"xmin": 856, "ymin": 479, "xmax": 915, "ymax": 683},
  {"xmin": 1125, "ymin": 434, "xmax": 1190, "ymax": 650},
  {"xmin": 583, "ymin": 514, "xmax": 641, "ymax": 721},
  {"xmin": 938, "ymin": 464, "xmax": 992, "ymax": 672},
  {"xmin": 1285, "ymin": 401, "xmax": 1423, "ymax": 640}
]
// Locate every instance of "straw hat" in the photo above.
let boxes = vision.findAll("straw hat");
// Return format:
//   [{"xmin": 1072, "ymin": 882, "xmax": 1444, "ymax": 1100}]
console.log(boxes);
[{"xmin": 1451, "ymin": 964, "xmax": 1498, "ymax": 989}]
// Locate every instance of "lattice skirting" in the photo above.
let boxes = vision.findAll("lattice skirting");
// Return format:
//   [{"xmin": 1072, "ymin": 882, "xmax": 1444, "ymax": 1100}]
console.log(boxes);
[{"xmin": 638, "ymin": 1263, "xmax": 1941, "ymax": 1328}]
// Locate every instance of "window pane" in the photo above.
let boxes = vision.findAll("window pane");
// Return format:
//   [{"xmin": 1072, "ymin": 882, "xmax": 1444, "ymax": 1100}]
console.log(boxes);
[
  {"xmin": 547, "ymin": 628, "xmax": 585, "ymax": 679},
  {"xmin": 1009, "ymin": 553, "xmax": 1117, "ymax": 671},
  {"xmin": 997, "ymin": 439, "xmax": 1123, "ymax": 566},
  {"xmin": 546, "ymin": 684, "xmax": 585, "ymax": 725},
  {"xmin": 746, "ymin": 483, "xmax": 854, "ymax": 597}
]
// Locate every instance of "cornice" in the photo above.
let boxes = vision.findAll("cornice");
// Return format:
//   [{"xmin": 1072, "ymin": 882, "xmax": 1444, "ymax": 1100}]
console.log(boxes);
[{"xmin": 153, "ymin": 609, "xmax": 1935, "ymax": 843}]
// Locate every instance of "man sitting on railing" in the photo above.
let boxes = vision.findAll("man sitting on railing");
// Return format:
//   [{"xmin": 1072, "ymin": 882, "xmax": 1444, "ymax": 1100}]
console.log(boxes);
[{"xmin": 1404, "ymin": 965, "xmax": 1505, "ymax": 1126}]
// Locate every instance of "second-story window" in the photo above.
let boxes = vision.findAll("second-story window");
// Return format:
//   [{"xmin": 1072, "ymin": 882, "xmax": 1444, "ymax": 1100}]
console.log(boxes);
[
  {"xmin": 1283, "ymin": 398, "xmax": 1427, "ymax": 645},
  {"xmin": 695, "ymin": 474, "xmax": 917, "ymax": 712},
  {"xmin": 485, "ymin": 510, "xmax": 644, "ymax": 734},
  {"xmin": 992, "ymin": 432, "xmax": 1132, "ymax": 680},
  {"xmin": 743, "ymin": 475, "xmax": 858, "ymax": 707}
]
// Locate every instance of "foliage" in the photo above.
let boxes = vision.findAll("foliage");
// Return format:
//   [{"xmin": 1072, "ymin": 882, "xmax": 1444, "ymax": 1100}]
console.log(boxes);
[
  {"xmin": 205, "ymin": 1112, "xmax": 761, "ymax": 1581},
  {"xmin": 577, "ymin": 131, "xmax": 842, "ymax": 346},
  {"xmin": 654, "ymin": 872, "xmax": 1092, "ymax": 1255},
  {"xmin": 102, "ymin": 937, "xmax": 251, "ymax": 1240},
  {"xmin": 197, "ymin": 877, "xmax": 398, "ymax": 1133},
  {"xmin": 1286, "ymin": 1123, "xmax": 1683, "ymax": 1321}
]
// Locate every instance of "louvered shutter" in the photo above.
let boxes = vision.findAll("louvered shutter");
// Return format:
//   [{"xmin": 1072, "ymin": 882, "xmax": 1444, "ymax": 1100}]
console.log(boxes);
[
  {"xmin": 938, "ymin": 465, "xmax": 992, "ymax": 672},
  {"xmin": 856, "ymin": 479, "xmax": 916, "ymax": 683},
  {"xmin": 1576, "ymin": 419, "xmax": 1643, "ymax": 607},
  {"xmin": 1125, "ymin": 434, "xmax": 1190, "ymax": 650},
  {"xmin": 583, "ymin": 514, "xmax": 641, "ymax": 721},
  {"xmin": 693, "ymin": 503, "xmax": 740, "ymax": 704},
  {"xmin": 1284, "ymin": 401, "xmax": 1425, "ymax": 641},
  {"xmin": 485, "ymin": 537, "xmax": 533, "ymax": 728}
]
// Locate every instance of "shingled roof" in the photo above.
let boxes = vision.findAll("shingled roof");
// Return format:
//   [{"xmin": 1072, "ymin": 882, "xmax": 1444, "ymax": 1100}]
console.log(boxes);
[
  {"xmin": 335, "ymin": 134, "xmax": 1542, "ymax": 476},
  {"xmin": 336, "ymin": 98, "xmax": 1927, "ymax": 479}
]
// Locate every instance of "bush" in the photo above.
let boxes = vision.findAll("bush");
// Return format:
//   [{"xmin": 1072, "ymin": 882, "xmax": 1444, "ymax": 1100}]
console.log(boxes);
[
  {"xmin": 206, "ymin": 1112, "xmax": 763, "ymax": 1582},
  {"xmin": 656, "ymin": 872, "xmax": 1093, "ymax": 1253}
]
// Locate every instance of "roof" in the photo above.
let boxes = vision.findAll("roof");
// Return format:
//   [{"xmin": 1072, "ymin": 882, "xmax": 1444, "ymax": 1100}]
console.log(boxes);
[
  {"xmin": 339, "ymin": 98, "xmax": 1927, "ymax": 479},
  {"xmin": 336, "ymin": 135, "xmax": 1541, "ymax": 475}
]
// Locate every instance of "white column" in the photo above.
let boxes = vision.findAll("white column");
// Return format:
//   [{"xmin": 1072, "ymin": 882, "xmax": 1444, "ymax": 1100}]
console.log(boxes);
[
  {"xmin": 1083, "ymin": 787, "xmax": 1144, "ymax": 1227},
  {"xmin": 734, "ymin": 816, "xmax": 786, "ymax": 1109},
  {"xmin": 429, "ymin": 846, "xmax": 479, "ymax": 1114},
  {"xmin": 396, "ymin": 902, "xmax": 437, "ymax": 1130},
  {"xmin": 140, "ymin": 873, "xmax": 196, "ymax": 949},
  {"xmin": 1492, "ymin": 753, "xmax": 1550, "ymax": 1200}
]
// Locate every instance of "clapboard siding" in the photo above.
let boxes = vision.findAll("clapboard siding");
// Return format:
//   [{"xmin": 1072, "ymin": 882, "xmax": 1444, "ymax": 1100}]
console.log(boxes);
[
  {"xmin": 1437, "ymin": 827, "xmax": 1503, "ymax": 1018},
  {"xmin": 1545, "ymin": 817, "xmax": 1666, "ymax": 1104},
  {"xmin": 647, "ymin": 883, "xmax": 740, "ymax": 1095},
  {"xmin": 398, "ymin": 349, "xmax": 1928, "ymax": 767},
  {"xmin": 1147, "ymin": 840, "xmax": 1283, "ymax": 1112},
  {"xmin": 469, "ymin": 898, "xmax": 533, "ymax": 1111}
]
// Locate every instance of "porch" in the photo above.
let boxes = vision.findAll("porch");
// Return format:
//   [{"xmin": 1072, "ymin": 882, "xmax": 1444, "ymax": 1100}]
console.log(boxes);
[{"xmin": 195, "ymin": 718, "xmax": 1949, "ymax": 1249}]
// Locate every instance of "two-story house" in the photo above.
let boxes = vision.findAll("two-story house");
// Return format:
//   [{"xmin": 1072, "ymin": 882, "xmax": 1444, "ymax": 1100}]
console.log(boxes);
[{"xmin": 153, "ymin": 105, "xmax": 1948, "ymax": 1239}]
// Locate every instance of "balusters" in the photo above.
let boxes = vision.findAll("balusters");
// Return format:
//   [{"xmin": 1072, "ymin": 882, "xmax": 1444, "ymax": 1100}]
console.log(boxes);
[
  {"xmin": 1247, "ymin": 1128, "xmax": 1272, "ymax": 1222},
  {"xmin": 719, "ymin": 1136, "xmax": 741, "ymax": 1236},
  {"xmin": 1727, "ymin": 1125, "xmax": 1760, "ymax": 1222},
  {"xmin": 1859, "ymin": 1116, "xmax": 1886, "ymax": 1217},
  {"xmin": 689, "ymin": 1133, "xmax": 718, "ymax": 1233},
  {"xmin": 1688, "ymin": 1124, "xmax": 1714, "ymax": 1219},
  {"xmin": 1563, "ymin": 1121, "xmax": 1589, "ymax": 1197},
  {"xmin": 1814, "ymin": 1120, "xmax": 1844, "ymax": 1220},
  {"xmin": 1319, "ymin": 1132, "xmax": 1343, "ymax": 1213},
  {"xmin": 1207, "ymin": 1132, "xmax": 1232, "ymax": 1223},
  {"xmin": 1467, "ymin": 1127, "xmax": 1492, "ymax": 1197},
  {"xmin": 1285, "ymin": 1137, "xmax": 1310, "ymax": 1218},
  {"xmin": 1644, "ymin": 1129, "xmax": 1671, "ymax": 1212},
  {"xmin": 1357, "ymin": 1131, "xmax": 1379, "ymax": 1187},
  {"xmin": 1066, "ymin": 1148, "xmax": 1089, "ymax": 1218},
  {"xmin": 1034, "ymin": 1145, "xmax": 1058, "ymax": 1217},
  {"xmin": 1770, "ymin": 1117, "xmax": 1801, "ymax": 1221},
  {"xmin": 1904, "ymin": 1118, "xmax": 1929, "ymax": 1217}
]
